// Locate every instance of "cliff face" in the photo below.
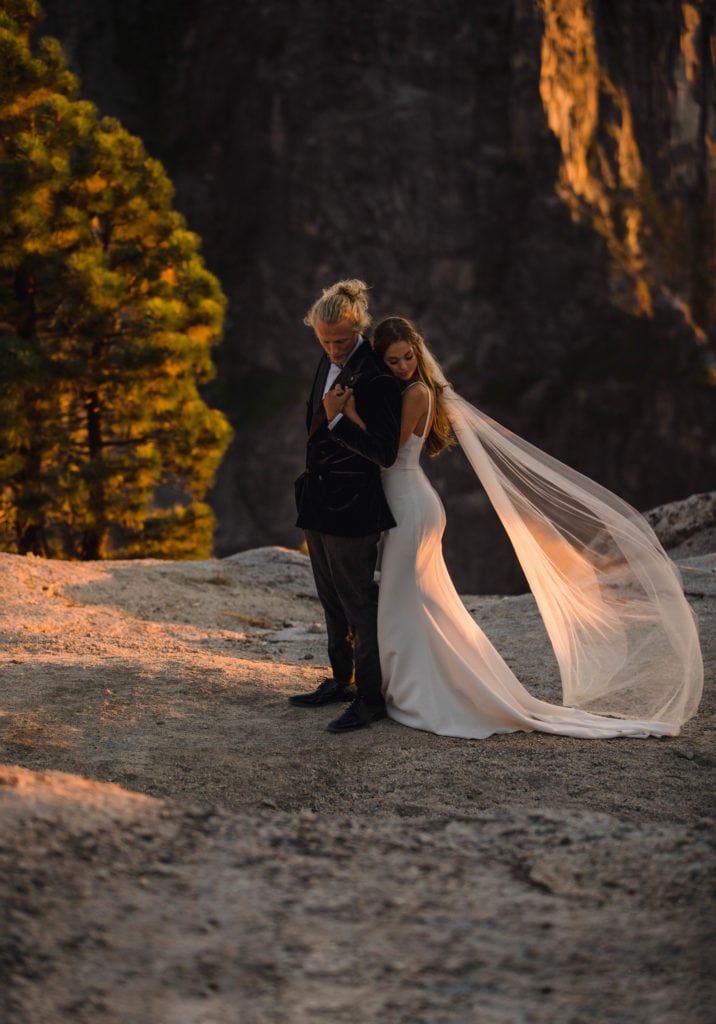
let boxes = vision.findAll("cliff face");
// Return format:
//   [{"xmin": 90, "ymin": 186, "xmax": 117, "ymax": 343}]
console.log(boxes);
[
  {"xmin": 539, "ymin": 0, "xmax": 714, "ymax": 326},
  {"xmin": 40, "ymin": 0, "xmax": 714, "ymax": 591}
]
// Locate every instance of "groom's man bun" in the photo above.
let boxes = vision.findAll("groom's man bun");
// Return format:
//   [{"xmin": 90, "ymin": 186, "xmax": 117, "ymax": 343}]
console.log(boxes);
[{"xmin": 304, "ymin": 278, "xmax": 371, "ymax": 332}]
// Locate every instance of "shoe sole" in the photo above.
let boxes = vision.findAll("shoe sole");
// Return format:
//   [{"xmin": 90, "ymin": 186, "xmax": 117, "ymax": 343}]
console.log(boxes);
[
  {"xmin": 326, "ymin": 712, "xmax": 387, "ymax": 733},
  {"xmin": 288, "ymin": 692, "xmax": 356, "ymax": 708}
]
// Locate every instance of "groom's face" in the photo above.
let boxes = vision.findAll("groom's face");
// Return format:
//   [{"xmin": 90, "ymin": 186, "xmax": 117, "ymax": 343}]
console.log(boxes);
[{"xmin": 314, "ymin": 318, "xmax": 359, "ymax": 367}]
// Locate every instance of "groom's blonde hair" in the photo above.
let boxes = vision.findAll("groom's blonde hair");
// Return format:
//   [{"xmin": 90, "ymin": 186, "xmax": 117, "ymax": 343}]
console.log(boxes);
[{"xmin": 304, "ymin": 279, "xmax": 371, "ymax": 332}]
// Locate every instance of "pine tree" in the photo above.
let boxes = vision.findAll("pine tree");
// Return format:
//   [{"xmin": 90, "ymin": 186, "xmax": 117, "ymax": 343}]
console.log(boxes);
[{"xmin": 0, "ymin": 0, "xmax": 232, "ymax": 559}]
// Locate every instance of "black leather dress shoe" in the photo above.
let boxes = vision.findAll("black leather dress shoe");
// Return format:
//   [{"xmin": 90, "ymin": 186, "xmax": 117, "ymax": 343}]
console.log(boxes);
[
  {"xmin": 327, "ymin": 696, "xmax": 388, "ymax": 733},
  {"xmin": 288, "ymin": 677, "xmax": 356, "ymax": 707}
]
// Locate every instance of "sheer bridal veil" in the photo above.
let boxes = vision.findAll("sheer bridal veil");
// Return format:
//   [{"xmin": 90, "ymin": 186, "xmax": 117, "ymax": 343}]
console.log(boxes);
[{"xmin": 426, "ymin": 353, "xmax": 703, "ymax": 728}]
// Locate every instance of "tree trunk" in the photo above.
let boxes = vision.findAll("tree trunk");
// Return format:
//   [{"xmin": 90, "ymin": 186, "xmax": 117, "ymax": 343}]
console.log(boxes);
[
  {"xmin": 81, "ymin": 388, "xmax": 107, "ymax": 560},
  {"xmin": 16, "ymin": 518, "xmax": 49, "ymax": 557},
  {"xmin": 12, "ymin": 268, "xmax": 48, "ymax": 556}
]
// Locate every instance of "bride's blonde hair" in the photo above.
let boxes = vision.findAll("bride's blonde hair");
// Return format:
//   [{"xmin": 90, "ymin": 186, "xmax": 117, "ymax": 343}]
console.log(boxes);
[{"xmin": 372, "ymin": 316, "xmax": 455, "ymax": 457}]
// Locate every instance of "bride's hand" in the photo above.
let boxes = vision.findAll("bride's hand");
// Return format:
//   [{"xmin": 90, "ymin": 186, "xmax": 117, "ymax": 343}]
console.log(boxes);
[{"xmin": 323, "ymin": 384, "xmax": 350, "ymax": 420}]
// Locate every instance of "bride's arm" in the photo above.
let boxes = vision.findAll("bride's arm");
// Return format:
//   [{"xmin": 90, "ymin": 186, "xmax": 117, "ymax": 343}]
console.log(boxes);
[
  {"xmin": 342, "ymin": 391, "xmax": 366, "ymax": 430},
  {"xmin": 397, "ymin": 382, "xmax": 429, "ymax": 447},
  {"xmin": 339, "ymin": 382, "xmax": 429, "ymax": 447}
]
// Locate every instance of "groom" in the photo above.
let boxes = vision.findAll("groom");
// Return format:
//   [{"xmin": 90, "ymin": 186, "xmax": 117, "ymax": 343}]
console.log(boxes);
[{"xmin": 291, "ymin": 280, "xmax": 402, "ymax": 732}]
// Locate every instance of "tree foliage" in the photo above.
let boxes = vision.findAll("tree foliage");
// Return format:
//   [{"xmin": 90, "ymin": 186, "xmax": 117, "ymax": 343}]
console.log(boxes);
[{"xmin": 0, "ymin": 0, "xmax": 232, "ymax": 559}]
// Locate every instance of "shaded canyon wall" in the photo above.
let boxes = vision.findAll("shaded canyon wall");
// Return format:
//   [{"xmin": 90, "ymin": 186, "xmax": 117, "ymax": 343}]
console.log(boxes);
[{"xmin": 41, "ymin": 0, "xmax": 715, "ymax": 591}]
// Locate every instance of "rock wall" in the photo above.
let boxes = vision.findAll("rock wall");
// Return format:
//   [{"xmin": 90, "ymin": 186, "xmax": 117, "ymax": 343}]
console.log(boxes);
[{"xmin": 39, "ymin": 0, "xmax": 715, "ymax": 591}]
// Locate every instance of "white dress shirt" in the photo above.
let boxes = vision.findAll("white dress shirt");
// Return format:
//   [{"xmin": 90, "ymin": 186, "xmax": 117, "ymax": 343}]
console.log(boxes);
[{"xmin": 325, "ymin": 336, "xmax": 364, "ymax": 428}]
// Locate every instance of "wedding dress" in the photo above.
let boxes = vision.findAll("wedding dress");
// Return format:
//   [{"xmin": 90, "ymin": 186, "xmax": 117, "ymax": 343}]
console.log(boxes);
[{"xmin": 378, "ymin": 384, "xmax": 703, "ymax": 739}]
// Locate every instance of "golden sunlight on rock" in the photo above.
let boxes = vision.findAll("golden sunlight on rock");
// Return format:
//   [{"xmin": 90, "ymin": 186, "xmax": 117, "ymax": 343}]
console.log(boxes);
[
  {"xmin": 1, "ymin": 764, "xmax": 156, "ymax": 813},
  {"xmin": 538, "ymin": 0, "xmax": 714, "ymax": 328},
  {"xmin": 680, "ymin": 3, "xmax": 704, "ymax": 89},
  {"xmin": 538, "ymin": 0, "xmax": 651, "ymax": 315}
]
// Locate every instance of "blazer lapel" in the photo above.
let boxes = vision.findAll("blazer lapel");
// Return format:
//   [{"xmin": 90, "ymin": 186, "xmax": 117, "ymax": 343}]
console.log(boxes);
[
  {"xmin": 306, "ymin": 355, "xmax": 329, "ymax": 432},
  {"xmin": 311, "ymin": 356, "xmax": 331, "ymax": 414}
]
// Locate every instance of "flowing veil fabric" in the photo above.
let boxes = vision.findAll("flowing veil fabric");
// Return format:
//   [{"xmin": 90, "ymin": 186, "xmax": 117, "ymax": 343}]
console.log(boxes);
[{"xmin": 424, "ymin": 354, "xmax": 703, "ymax": 728}]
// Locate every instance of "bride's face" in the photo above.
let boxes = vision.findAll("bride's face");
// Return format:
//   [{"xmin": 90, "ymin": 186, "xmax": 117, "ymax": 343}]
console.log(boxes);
[{"xmin": 383, "ymin": 341, "xmax": 417, "ymax": 382}]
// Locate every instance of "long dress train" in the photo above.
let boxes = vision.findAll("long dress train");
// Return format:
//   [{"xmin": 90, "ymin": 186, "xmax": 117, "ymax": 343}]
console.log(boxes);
[{"xmin": 378, "ymin": 389, "xmax": 702, "ymax": 739}]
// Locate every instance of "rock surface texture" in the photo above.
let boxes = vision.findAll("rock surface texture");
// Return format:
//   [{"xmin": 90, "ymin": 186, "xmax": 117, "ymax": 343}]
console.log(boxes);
[
  {"xmin": 39, "ymin": 0, "xmax": 715, "ymax": 591},
  {"xmin": 0, "ymin": 500, "xmax": 714, "ymax": 1022}
]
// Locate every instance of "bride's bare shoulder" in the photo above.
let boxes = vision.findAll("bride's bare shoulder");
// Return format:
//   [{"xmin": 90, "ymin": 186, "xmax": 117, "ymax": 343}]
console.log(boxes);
[{"xmin": 403, "ymin": 380, "xmax": 429, "ymax": 399}]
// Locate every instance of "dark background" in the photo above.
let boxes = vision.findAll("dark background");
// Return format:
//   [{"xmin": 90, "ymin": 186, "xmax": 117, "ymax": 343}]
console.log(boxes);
[{"xmin": 40, "ymin": 0, "xmax": 715, "ymax": 591}]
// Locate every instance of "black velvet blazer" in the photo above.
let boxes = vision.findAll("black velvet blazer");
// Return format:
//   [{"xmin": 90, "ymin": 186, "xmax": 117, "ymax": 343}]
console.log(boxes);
[{"xmin": 295, "ymin": 341, "xmax": 402, "ymax": 536}]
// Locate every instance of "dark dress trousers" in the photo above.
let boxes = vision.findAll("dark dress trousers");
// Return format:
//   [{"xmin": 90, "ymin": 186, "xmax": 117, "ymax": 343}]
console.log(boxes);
[{"xmin": 295, "ymin": 341, "xmax": 402, "ymax": 702}]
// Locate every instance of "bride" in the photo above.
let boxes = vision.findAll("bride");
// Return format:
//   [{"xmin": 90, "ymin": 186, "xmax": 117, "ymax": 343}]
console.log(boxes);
[{"xmin": 335, "ymin": 316, "xmax": 703, "ymax": 739}]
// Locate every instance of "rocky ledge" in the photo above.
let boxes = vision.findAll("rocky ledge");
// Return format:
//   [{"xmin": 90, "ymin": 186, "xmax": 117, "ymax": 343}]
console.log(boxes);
[{"xmin": 0, "ymin": 493, "xmax": 713, "ymax": 1023}]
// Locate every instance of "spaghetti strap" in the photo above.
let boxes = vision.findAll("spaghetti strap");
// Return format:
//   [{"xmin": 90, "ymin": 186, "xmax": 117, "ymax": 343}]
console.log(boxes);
[{"xmin": 404, "ymin": 380, "xmax": 432, "ymax": 438}]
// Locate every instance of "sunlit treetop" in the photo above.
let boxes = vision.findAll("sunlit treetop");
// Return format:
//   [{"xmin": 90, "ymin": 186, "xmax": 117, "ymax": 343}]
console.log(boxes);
[{"xmin": 0, "ymin": 2, "xmax": 232, "ymax": 560}]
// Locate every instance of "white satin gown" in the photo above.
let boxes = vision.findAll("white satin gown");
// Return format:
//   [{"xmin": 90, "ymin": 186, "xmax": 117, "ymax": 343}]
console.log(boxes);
[{"xmin": 377, "ymin": 392, "xmax": 677, "ymax": 739}]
